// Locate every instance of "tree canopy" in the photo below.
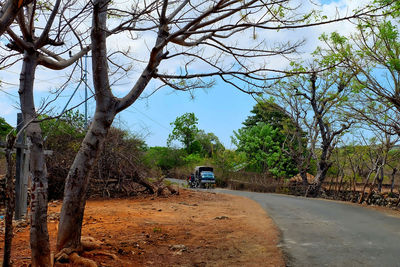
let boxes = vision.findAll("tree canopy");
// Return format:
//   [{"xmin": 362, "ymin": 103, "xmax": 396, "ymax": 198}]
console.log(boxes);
[
  {"xmin": 0, "ymin": 117, "xmax": 12, "ymax": 141},
  {"xmin": 167, "ymin": 112, "xmax": 199, "ymax": 153},
  {"xmin": 233, "ymin": 101, "xmax": 298, "ymax": 177}
]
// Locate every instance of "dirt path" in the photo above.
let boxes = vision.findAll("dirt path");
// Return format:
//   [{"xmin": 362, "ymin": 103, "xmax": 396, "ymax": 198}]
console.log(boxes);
[{"xmin": 0, "ymin": 189, "xmax": 284, "ymax": 266}]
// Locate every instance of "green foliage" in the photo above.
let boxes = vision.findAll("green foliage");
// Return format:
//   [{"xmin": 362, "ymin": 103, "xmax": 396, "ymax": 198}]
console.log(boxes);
[
  {"xmin": 182, "ymin": 153, "xmax": 203, "ymax": 165},
  {"xmin": 233, "ymin": 122, "xmax": 297, "ymax": 177},
  {"xmin": 195, "ymin": 130, "xmax": 224, "ymax": 157},
  {"xmin": 40, "ymin": 111, "xmax": 87, "ymax": 155},
  {"xmin": 167, "ymin": 112, "xmax": 199, "ymax": 153},
  {"xmin": 0, "ymin": 117, "xmax": 12, "ymax": 141},
  {"xmin": 374, "ymin": 0, "xmax": 400, "ymax": 17},
  {"xmin": 168, "ymin": 112, "xmax": 224, "ymax": 157},
  {"xmin": 234, "ymin": 100, "xmax": 307, "ymax": 178},
  {"xmin": 41, "ymin": 111, "xmax": 86, "ymax": 141},
  {"xmin": 213, "ymin": 149, "xmax": 246, "ymax": 173},
  {"xmin": 377, "ymin": 21, "xmax": 400, "ymax": 72},
  {"xmin": 144, "ymin": 146, "xmax": 186, "ymax": 171},
  {"xmin": 243, "ymin": 100, "xmax": 291, "ymax": 130}
]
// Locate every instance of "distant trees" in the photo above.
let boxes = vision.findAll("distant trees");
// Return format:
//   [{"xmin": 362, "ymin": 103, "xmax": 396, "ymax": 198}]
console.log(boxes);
[
  {"xmin": 0, "ymin": 117, "xmax": 12, "ymax": 140},
  {"xmin": 305, "ymin": 5, "xmax": 400, "ymax": 195},
  {"xmin": 233, "ymin": 101, "xmax": 298, "ymax": 177},
  {"xmin": 196, "ymin": 131, "xmax": 224, "ymax": 158},
  {"xmin": 261, "ymin": 59, "xmax": 354, "ymax": 194},
  {"xmin": 299, "ymin": 71, "xmax": 353, "ymax": 196},
  {"xmin": 144, "ymin": 146, "xmax": 186, "ymax": 173},
  {"xmin": 168, "ymin": 112, "xmax": 199, "ymax": 154},
  {"xmin": 168, "ymin": 112, "xmax": 224, "ymax": 157}
]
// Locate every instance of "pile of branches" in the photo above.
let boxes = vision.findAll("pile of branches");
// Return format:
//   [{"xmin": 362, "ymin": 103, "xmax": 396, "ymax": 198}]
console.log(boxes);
[
  {"xmin": 88, "ymin": 127, "xmax": 158, "ymax": 198},
  {"xmin": 46, "ymin": 127, "xmax": 174, "ymax": 200}
]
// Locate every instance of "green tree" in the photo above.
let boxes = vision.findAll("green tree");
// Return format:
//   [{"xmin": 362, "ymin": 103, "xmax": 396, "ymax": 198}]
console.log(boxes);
[
  {"xmin": 196, "ymin": 130, "xmax": 224, "ymax": 157},
  {"xmin": 41, "ymin": 111, "xmax": 86, "ymax": 140},
  {"xmin": 0, "ymin": 117, "xmax": 12, "ymax": 141},
  {"xmin": 233, "ymin": 122, "xmax": 297, "ymax": 177},
  {"xmin": 144, "ymin": 146, "xmax": 186, "ymax": 172},
  {"xmin": 167, "ymin": 113, "xmax": 199, "ymax": 154},
  {"xmin": 320, "ymin": 18, "xmax": 400, "ymax": 137},
  {"xmin": 235, "ymin": 100, "xmax": 304, "ymax": 178},
  {"xmin": 243, "ymin": 100, "xmax": 291, "ymax": 130}
]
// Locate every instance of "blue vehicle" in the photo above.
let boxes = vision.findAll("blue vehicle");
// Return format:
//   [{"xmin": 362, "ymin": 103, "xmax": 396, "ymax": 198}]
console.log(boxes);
[{"xmin": 190, "ymin": 166, "xmax": 215, "ymax": 188}]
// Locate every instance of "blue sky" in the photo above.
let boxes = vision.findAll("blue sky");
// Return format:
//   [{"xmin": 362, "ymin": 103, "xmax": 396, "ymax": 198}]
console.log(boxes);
[
  {"xmin": 0, "ymin": 0, "xmax": 371, "ymax": 148},
  {"xmin": 124, "ymin": 79, "xmax": 257, "ymax": 148}
]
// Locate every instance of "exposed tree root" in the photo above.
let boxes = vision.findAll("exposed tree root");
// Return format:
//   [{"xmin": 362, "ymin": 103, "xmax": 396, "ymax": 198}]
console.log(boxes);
[
  {"xmin": 92, "ymin": 252, "xmax": 120, "ymax": 261},
  {"xmin": 81, "ymin": 236, "xmax": 102, "ymax": 250},
  {"xmin": 55, "ymin": 236, "xmax": 103, "ymax": 266},
  {"xmin": 69, "ymin": 252, "xmax": 98, "ymax": 267}
]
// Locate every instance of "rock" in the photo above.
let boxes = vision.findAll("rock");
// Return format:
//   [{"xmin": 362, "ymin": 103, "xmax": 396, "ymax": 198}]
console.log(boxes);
[
  {"xmin": 179, "ymin": 202, "xmax": 198, "ymax": 207},
  {"xmin": 170, "ymin": 244, "xmax": 187, "ymax": 251},
  {"xmin": 214, "ymin": 216, "xmax": 229, "ymax": 220},
  {"xmin": 47, "ymin": 212, "xmax": 60, "ymax": 221}
]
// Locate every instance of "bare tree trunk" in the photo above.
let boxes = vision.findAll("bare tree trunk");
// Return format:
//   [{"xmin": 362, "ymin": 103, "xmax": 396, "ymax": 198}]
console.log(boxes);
[
  {"xmin": 299, "ymin": 170, "xmax": 309, "ymax": 187},
  {"xmin": 336, "ymin": 173, "xmax": 344, "ymax": 199},
  {"xmin": 3, "ymin": 135, "xmax": 16, "ymax": 267},
  {"xmin": 328, "ymin": 177, "xmax": 334, "ymax": 192},
  {"xmin": 57, "ymin": 110, "xmax": 115, "ymax": 251},
  {"xmin": 359, "ymin": 167, "xmax": 375, "ymax": 204},
  {"xmin": 19, "ymin": 51, "xmax": 51, "ymax": 266},
  {"xmin": 365, "ymin": 176, "xmax": 378, "ymax": 204},
  {"xmin": 306, "ymin": 160, "xmax": 331, "ymax": 197},
  {"xmin": 57, "ymin": 0, "xmax": 165, "ymax": 252},
  {"xmin": 390, "ymin": 168, "xmax": 397, "ymax": 195},
  {"xmin": 351, "ymin": 175, "xmax": 357, "ymax": 202},
  {"xmin": 377, "ymin": 163, "xmax": 384, "ymax": 193}
]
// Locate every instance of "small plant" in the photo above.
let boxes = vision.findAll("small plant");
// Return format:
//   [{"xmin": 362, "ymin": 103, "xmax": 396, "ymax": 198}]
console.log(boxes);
[{"xmin": 153, "ymin": 227, "xmax": 162, "ymax": 233}]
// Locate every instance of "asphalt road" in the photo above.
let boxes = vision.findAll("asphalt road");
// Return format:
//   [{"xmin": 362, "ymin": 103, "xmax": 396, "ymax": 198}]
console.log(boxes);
[
  {"xmin": 214, "ymin": 189, "xmax": 400, "ymax": 267},
  {"xmin": 167, "ymin": 179, "xmax": 400, "ymax": 266}
]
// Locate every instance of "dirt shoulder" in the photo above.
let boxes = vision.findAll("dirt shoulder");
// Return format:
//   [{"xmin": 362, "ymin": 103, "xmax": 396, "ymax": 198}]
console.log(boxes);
[{"xmin": 1, "ymin": 189, "xmax": 284, "ymax": 266}]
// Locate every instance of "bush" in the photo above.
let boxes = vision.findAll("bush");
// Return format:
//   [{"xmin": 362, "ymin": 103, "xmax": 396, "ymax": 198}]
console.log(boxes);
[
  {"xmin": 144, "ymin": 147, "xmax": 186, "ymax": 174},
  {"xmin": 0, "ymin": 117, "xmax": 12, "ymax": 142}
]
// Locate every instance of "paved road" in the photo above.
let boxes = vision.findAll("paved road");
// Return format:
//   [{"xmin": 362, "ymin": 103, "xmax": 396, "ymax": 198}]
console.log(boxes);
[
  {"xmin": 214, "ymin": 189, "xmax": 400, "ymax": 267},
  {"xmin": 167, "ymin": 179, "xmax": 400, "ymax": 266}
]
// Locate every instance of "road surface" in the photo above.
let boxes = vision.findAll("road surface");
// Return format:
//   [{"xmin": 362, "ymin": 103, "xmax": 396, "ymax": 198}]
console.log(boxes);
[
  {"xmin": 167, "ymin": 179, "xmax": 400, "ymax": 266},
  {"xmin": 215, "ymin": 189, "xmax": 400, "ymax": 267}
]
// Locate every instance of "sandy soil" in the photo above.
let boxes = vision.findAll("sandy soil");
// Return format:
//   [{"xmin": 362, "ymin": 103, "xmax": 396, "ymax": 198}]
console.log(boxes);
[{"xmin": 0, "ymin": 189, "xmax": 284, "ymax": 266}]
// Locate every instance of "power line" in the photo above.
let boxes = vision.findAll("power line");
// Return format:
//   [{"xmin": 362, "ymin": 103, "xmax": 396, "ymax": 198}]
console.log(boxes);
[{"xmin": 126, "ymin": 107, "xmax": 171, "ymax": 131}]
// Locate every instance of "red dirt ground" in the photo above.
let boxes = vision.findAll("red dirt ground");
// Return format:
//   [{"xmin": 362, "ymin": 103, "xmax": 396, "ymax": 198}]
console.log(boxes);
[{"xmin": 0, "ymin": 189, "xmax": 284, "ymax": 266}]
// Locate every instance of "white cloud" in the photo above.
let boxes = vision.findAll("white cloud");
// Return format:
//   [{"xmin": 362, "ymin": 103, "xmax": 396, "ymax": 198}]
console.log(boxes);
[{"xmin": 0, "ymin": 101, "xmax": 16, "ymax": 117}]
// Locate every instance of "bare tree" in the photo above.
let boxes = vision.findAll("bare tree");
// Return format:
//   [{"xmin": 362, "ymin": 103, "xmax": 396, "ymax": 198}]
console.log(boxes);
[
  {"xmin": 266, "ymin": 82, "xmax": 318, "ymax": 187},
  {"xmin": 303, "ymin": 71, "xmax": 353, "ymax": 196},
  {"xmin": 3, "ymin": 0, "xmax": 91, "ymax": 265},
  {"xmin": 266, "ymin": 67, "xmax": 353, "ymax": 195},
  {"xmin": 320, "ymin": 16, "xmax": 400, "ymax": 137},
  {"xmin": 0, "ymin": 0, "xmax": 33, "ymax": 36}
]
